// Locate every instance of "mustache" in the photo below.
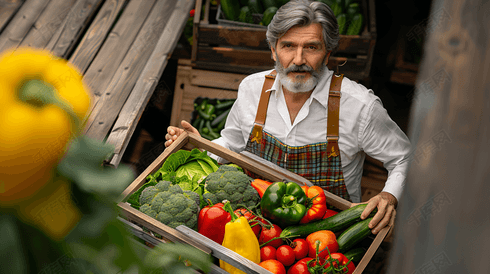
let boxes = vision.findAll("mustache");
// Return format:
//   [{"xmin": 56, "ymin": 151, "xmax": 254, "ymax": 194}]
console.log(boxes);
[{"xmin": 283, "ymin": 64, "xmax": 314, "ymax": 74}]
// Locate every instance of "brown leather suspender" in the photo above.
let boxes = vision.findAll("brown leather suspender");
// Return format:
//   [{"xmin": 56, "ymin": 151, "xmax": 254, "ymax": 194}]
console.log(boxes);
[
  {"xmin": 326, "ymin": 74, "xmax": 343, "ymax": 157},
  {"xmin": 251, "ymin": 71, "xmax": 343, "ymax": 146},
  {"xmin": 251, "ymin": 70, "xmax": 276, "ymax": 143}
]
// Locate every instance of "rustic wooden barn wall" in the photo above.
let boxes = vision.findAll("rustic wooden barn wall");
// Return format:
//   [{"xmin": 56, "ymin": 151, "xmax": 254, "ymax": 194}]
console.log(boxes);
[{"xmin": 387, "ymin": 0, "xmax": 490, "ymax": 273}]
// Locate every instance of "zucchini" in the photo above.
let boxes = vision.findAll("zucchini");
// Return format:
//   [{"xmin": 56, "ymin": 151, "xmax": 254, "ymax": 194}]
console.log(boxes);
[
  {"xmin": 346, "ymin": 13, "xmax": 363, "ymax": 35},
  {"xmin": 261, "ymin": 6, "xmax": 278, "ymax": 26},
  {"xmin": 262, "ymin": 0, "xmax": 277, "ymax": 9},
  {"xmin": 343, "ymin": 247, "xmax": 367, "ymax": 264},
  {"xmin": 337, "ymin": 217, "xmax": 373, "ymax": 252},
  {"xmin": 280, "ymin": 204, "xmax": 376, "ymax": 238},
  {"xmin": 248, "ymin": 0, "xmax": 263, "ymax": 14},
  {"xmin": 221, "ymin": 0, "xmax": 241, "ymax": 21},
  {"xmin": 238, "ymin": 6, "xmax": 254, "ymax": 23}
]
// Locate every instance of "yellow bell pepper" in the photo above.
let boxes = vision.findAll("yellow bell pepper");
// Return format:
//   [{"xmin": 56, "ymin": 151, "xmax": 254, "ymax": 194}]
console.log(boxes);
[
  {"xmin": 0, "ymin": 47, "xmax": 91, "ymax": 205},
  {"xmin": 219, "ymin": 202, "xmax": 261, "ymax": 274}
]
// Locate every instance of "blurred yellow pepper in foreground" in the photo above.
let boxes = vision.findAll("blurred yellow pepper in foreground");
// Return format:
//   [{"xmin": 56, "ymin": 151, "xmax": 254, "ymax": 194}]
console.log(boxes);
[{"xmin": 0, "ymin": 47, "xmax": 91, "ymax": 238}]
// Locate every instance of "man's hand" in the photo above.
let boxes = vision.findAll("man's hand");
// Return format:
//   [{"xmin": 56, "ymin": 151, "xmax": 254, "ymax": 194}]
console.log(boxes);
[
  {"xmin": 353, "ymin": 192, "xmax": 397, "ymax": 235},
  {"xmin": 165, "ymin": 120, "xmax": 200, "ymax": 148}
]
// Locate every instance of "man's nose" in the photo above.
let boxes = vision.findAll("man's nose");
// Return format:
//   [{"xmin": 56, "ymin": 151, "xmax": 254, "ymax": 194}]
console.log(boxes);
[{"xmin": 293, "ymin": 47, "xmax": 306, "ymax": 66}]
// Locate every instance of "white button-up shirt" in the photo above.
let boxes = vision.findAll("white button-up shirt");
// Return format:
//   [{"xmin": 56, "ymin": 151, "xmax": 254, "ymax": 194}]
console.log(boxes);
[{"xmin": 212, "ymin": 68, "xmax": 412, "ymax": 203}]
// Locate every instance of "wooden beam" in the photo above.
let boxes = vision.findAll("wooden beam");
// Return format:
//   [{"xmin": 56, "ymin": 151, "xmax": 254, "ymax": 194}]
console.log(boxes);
[
  {"xmin": 45, "ymin": 0, "xmax": 104, "ymax": 59},
  {"xmin": 68, "ymin": 0, "xmax": 126, "ymax": 73},
  {"xmin": 83, "ymin": 0, "xmax": 176, "ymax": 141},
  {"xmin": 0, "ymin": 0, "xmax": 24, "ymax": 34},
  {"xmin": 0, "ymin": 0, "xmax": 50, "ymax": 53},
  {"xmin": 19, "ymin": 0, "xmax": 76, "ymax": 50},
  {"xmin": 105, "ymin": 0, "xmax": 196, "ymax": 167},
  {"xmin": 81, "ymin": 0, "xmax": 156, "ymax": 98},
  {"xmin": 387, "ymin": 0, "xmax": 490, "ymax": 273}
]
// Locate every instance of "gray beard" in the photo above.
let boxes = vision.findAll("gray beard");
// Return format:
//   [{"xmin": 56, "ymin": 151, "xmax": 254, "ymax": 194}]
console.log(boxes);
[{"xmin": 274, "ymin": 55, "xmax": 328, "ymax": 93}]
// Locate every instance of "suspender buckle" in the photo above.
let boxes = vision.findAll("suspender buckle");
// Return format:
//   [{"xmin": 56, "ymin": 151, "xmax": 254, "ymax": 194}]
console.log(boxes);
[
  {"xmin": 327, "ymin": 136, "xmax": 339, "ymax": 142},
  {"xmin": 251, "ymin": 123, "xmax": 264, "ymax": 144}
]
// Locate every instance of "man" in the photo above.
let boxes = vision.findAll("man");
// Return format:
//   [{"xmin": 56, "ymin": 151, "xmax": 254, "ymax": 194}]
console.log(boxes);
[{"xmin": 165, "ymin": 0, "xmax": 411, "ymax": 234}]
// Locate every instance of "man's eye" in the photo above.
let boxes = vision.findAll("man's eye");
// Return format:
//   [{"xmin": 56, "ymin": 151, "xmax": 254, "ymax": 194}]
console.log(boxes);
[{"xmin": 308, "ymin": 45, "xmax": 317, "ymax": 50}]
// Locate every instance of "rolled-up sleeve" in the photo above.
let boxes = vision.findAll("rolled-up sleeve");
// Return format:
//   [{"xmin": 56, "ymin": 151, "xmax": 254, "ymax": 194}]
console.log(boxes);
[{"xmin": 360, "ymin": 99, "xmax": 412, "ymax": 202}]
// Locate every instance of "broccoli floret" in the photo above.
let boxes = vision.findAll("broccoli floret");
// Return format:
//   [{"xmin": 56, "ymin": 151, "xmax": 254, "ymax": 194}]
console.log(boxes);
[
  {"xmin": 183, "ymin": 190, "xmax": 200, "ymax": 207},
  {"xmin": 138, "ymin": 183, "xmax": 200, "ymax": 230},
  {"xmin": 204, "ymin": 165, "xmax": 259, "ymax": 210}
]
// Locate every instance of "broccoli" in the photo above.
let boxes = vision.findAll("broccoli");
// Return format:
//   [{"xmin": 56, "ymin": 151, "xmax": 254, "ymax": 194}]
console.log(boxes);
[
  {"xmin": 203, "ymin": 164, "xmax": 260, "ymax": 210},
  {"xmin": 139, "ymin": 180, "xmax": 200, "ymax": 230}
]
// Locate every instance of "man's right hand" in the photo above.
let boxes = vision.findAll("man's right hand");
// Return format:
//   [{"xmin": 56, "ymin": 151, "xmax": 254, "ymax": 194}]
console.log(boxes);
[{"xmin": 165, "ymin": 120, "xmax": 200, "ymax": 148}]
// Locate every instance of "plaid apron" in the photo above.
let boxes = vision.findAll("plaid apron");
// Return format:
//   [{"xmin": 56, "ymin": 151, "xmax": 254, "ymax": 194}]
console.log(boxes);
[{"xmin": 245, "ymin": 71, "xmax": 351, "ymax": 201}]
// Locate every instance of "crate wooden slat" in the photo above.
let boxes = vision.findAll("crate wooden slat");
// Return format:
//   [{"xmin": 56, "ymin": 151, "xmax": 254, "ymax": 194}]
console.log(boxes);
[
  {"xmin": 170, "ymin": 60, "xmax": 246, "ymax": 127},
  {"xmin": 191, "ymin": 0, "xmax": 377, "ymax": 80},
  {"xmin": 118, "ymin": 131, "xmax": 392, "ymax": 274}
]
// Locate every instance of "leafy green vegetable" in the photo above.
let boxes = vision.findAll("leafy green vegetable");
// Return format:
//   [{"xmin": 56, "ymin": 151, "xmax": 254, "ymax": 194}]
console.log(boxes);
[{"xmin": 130, "ymin": 149, "xmax": 219, "ymax": 210}]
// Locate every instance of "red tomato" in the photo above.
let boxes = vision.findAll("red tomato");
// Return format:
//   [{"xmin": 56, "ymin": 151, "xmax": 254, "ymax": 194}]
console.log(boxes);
[
  {"xmin": 306, "ymin": 230, "xmax": 339, "ymax": 258},
  {"xmin": 259, "ymin": 224, "xmax": 283, "ymax": 248},
  {"xmin": 287, "ymin": 257, "xmax": 314, "ymax": 274},
  {"xmin": 276, "ymin": 245, "xmax": 296, "ymax": 267},
  {"xmin": 234, "ymin": 208, "xmax": 262, "ymax": 237},
  {"xmin": 259, "ymin": 259, "xmax": 287, "ymax": 274},
  {"xmin": 322, "ymin": 209, "xmax": 339, "ymax": 219},
  {"xmin": 290, "ymin": 238, "xmax": 308, "ymax": 260},
  {"xmin": 261, "ymin": 246, "xmax": 277, "ymax": 262},
  {"xmin": 324, "ymin": 253, "xmax": 356, "ymax": 274}
]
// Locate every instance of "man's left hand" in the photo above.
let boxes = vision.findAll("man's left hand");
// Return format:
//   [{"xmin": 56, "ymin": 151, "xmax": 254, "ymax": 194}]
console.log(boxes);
[{"xmin": 354, "ymin": 192, "xmax": 397, "ymax": 234}]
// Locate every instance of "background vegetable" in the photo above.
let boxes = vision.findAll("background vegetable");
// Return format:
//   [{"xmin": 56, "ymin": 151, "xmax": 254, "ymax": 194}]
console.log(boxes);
[{"xmin": 192, "ymin": 97, "xmax": 236, "ymax": 140}]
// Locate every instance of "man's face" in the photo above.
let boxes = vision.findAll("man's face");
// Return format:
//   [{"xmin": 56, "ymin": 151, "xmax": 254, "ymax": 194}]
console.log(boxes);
[{"xmin": 271, "ymin": 23, "xmax": 330, "ymax": 93}]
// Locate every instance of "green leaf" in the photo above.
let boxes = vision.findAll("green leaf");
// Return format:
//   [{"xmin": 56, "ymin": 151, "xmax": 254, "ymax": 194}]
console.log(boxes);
[{"xmin": 57, "ymin": 136, "xmax": 134, "ymax": 199}]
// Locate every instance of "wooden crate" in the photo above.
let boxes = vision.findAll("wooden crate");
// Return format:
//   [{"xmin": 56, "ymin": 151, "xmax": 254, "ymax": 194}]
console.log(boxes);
[
  {"xmin": 117, "ymin": 132, "xmax": 392, "ymax": 274},
  {"xmin": 191, "ymin": 0, "xmax": 377, "ymax": 81},
  {"xmin": 170, "ymin": 59, "xmax": 248, "ymax": 127}
]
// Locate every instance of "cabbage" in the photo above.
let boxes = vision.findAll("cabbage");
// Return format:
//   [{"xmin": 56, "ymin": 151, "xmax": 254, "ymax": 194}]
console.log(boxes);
[{"xmin": 153, "ymin": 148, "xmax": 219, "ymax": 192}]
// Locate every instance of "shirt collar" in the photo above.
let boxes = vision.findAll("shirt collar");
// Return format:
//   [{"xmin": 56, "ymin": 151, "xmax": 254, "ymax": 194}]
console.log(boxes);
[{"xmin": 271, "ymin": 68, "xmax": 334, "ymax": 109}]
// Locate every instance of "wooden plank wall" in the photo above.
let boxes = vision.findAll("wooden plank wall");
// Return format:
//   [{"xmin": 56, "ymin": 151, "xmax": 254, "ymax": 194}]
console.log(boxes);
[{"xmin": 387, "ymin": 0, "xmax": 490, "ymax": 273}]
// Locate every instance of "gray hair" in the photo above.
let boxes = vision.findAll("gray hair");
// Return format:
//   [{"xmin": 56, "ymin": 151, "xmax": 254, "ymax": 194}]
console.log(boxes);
[{"xmin": 266, "ymin": 0, "xmax": 339, "ymax": 52}]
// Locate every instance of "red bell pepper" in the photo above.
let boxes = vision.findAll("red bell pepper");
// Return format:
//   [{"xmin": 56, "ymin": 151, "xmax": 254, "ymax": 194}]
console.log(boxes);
[
  {"xmin": 251, "ymin": 178, "xmax": 273, "ymax": 198},
  {"xmin": 197, "ymin": 201, "xmax": 230, "ymax": 244},
  {"xmin": 299, "ymin": 185, "xmax": 328, "ymax": 224}
]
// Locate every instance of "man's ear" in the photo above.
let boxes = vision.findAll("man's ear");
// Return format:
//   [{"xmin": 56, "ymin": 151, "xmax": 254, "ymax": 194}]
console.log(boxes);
[
  {"xmin": 270, "ymin": 43, "xmax": 277, "ymax": 61},
  {"xmin": 325, "ymin": 51, "xmax": 331, "ymax": 65}
]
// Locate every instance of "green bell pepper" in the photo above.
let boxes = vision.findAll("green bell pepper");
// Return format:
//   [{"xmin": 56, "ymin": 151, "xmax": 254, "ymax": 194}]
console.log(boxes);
[{"xmin": 260, "ymin": 181, "xmax": 307, "ymax": 228}]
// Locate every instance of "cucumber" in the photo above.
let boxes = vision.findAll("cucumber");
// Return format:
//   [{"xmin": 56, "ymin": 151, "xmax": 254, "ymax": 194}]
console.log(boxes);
[
  {"xmin": 346, "ymin": 13, "xmax": 363, "ymax": 35},
  {"xmin": 248, "ymin": 0, "xmax": 263, "ymax": 14},
  {"xmin": 337, "ymin": 13, "xmax": 347, "ymax": 35},
  {"xmin": 280, "ymin": 204, "xmax": 376, "ymax": 238},
  {"xmin": 343, "ymin": 247, "xmax": 367, "ymax": 264},
  {"xmin": 221, "ymin": 0, "xmax": 241, "ymax": 21},
  {"xmin": 338, "ymin": 217, "xmax": 373, "ymax": 252},
  {"xmin": 238, "ymin": 6, "xmax": 254, "ymax": 23},
  {"xmin": 262, "ymin": 0, "xmax": 277, "ymax": 9},
  {"xmin": 261, "ymin": 6, "xmax": 278, "ymax": 26}
]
